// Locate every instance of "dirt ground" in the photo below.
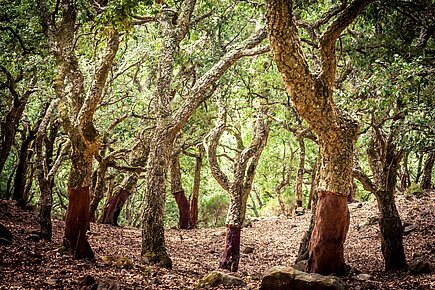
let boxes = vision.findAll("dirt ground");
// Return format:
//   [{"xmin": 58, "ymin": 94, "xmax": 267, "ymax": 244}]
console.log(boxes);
[{"xmin": 0, "ymin": 192, "xmax": 434, "ymax": 289}]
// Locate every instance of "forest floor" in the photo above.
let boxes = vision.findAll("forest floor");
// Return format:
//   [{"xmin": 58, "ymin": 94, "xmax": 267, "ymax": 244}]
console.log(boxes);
[{"xmin": 0, "ymin": 191, "xmax": 434, "ymax": 290}]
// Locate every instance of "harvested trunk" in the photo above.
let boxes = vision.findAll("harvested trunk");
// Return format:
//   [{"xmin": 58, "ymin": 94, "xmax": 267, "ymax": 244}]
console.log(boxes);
[
  {"xmin": 219, "ymin": 225, "xmax": 241, "ymax": 272},
  {"xmin": 266, "ymin": 0, "xmax": 372, "ymax": 275},
  {"xmin": 39, "ymin": 0, "xmax": 120, "ymax": 258},
  {"xmin": 421, "ymin": 152, "xmax": 434, "ymax": 190},
  {"xmin": 205, "ymin": 105, "xmax": 269, "ymax": 272},
  {"xmin": 64, "ymin": 187, "xmax": 93, "ymax": 259},
  {"xmin": 100, "ymin": 173, "xmax": 138, "ymax": 225},
  {"xmin": 170, "ymin": 153, "xmax": 191, "ymax": 229}
]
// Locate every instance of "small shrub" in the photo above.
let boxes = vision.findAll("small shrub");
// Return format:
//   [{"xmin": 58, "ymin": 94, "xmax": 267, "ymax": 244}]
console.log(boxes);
[
  {"xmin": 405, "ymin": 182, "xmax": 425, "ymax": 198},
  {"xmin": 199, "ymin": 193, "xmax": 228, "ymax": 227}
]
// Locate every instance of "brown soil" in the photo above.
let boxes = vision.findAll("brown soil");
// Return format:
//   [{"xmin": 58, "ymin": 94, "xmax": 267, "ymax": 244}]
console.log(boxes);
[{"xmin": 0, "ymin": 192, "xmax": 434, "ymax": 289}]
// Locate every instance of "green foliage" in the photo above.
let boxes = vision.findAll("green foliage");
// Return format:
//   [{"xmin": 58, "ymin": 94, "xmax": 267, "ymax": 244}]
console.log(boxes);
[
  {"xmin": 404, "ymin": 182, "xmax": 425, "ymax": 198},
  {"xmin": 198, "ymin": 193, "xmax": 228, "ymax": 227}
]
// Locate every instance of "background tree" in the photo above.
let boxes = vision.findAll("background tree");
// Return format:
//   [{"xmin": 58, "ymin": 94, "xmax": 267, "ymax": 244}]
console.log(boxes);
[{"xmin": 204, "ymin": 97, "xmax": 269, "ymax": 272}]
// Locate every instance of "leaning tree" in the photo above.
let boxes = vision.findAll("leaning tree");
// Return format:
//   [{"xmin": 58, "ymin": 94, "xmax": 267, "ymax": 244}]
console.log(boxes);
[
  {"xmin": 38, "ymin": 0, "xmax": 120, "ymax": 258},
  {"xmin": 265, "ymin": 0, "xmax": 374, "ymax": 274}
]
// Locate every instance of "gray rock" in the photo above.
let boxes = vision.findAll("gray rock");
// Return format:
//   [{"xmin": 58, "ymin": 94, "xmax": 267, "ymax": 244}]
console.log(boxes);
[
  {"xmin": 197, "ymin": 271, "xmax": 246, "ymax": 288},
  {"xmin": 260, "ymin": 266, "xmax": 347, "ymax": 290},
  {"xmin": 356, "ymin": 216, "xmax": 379, "ymax": 231},
  {"xmin": 353, "ymin": 273, "xmax": 371, "ymax": 281}
]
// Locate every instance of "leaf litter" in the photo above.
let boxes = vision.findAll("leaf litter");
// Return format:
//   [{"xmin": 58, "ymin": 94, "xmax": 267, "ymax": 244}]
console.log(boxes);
[{"xmin": 0, "ymin": 192, "xmax": 433, "ymax": 289}]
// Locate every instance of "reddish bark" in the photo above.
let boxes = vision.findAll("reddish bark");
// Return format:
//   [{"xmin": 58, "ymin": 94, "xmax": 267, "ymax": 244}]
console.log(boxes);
[
  {"xmin": 100, "ymin": 188, "xmax": 131, "ymax": 226},
  {"xmin": 219, "ymin": 225, "xmax": 242, "ymax": 272},
  {"xmin": 308, "ymin": 191, "xmax": 349, "ymax": 275},
  {"xmin": 173, "ymin": 190, "xmax": 191, "ymax": 229},
  {"xmin": 64, "ymin": 187, "xmax": 94, "ymax": 259}
]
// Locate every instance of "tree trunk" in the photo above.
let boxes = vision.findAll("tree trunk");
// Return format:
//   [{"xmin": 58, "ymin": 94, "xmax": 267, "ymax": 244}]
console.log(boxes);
[
  {"xmin": 64, "ymin": 186, "xmax": 93, "ymax": 259},
  {"xmin": 367, "ymin": 128, "xmax": 407, "ymax": 271},
  {"xmin": 206, "ymin": 105, "xmax": 269, "ymax": 272},
  {"xmin": 36, "ymin": 102, "xmax": 63, "ymax": 240},
  {"xmin": 170, "ymin": 153, "xmax": 191, "ymax": 229},
  {"xmin": 38, "ymin": 178, "xmax": 54, "ymax": 240},
  {"xmin": 415, "ymin": 152, "xmax": 424, "ymax": 183},
  {"xmin": 189, "ymin": 148, "xmax": 202, "ymax": 228},
  {"xmin": 400, "ymin": 151, "xmax": 410, "ymax": 191},
  {"xmin": 0, "ymin": 67, "xmax": 34, "ymax": 174},
  {"xmin": 141, "ymin": 130, "xmax": 172, "ymax": 269},
  {"xmin": 421, "ymin": 152, "xmax": 434, "ymax": 190},
  {"xmin": 139, "ymin": 1, "xmax": 266, "ymax": 269},
  {"xmin": 375, "ymin": 190, "xmax": 407, "ymax": 271},
  {"xmin": 266, "ymin": 0, "xmax": 372, "ymax": 275},
  {"xmin": 307, "ymin": 133, "xmax": 355, "ymax": 275},
  {"xmin": 100, "ymin": 173, "xmax": 137, "ymax": 226},
  {"xmin": 295, "ymin": 135, "xmax": 305, "ymax": 208},
  {"xmin": 296, "ymin": 210, "xmax": 316, "ymax": 263},
  {"xmin": 89, "ymin": 160, "xmax": 108, "ymax": 221},
  {"xmin": 219, "ymin": 225, "xmax": 242, "ymax": 272},
  {"xmin": 13, "ymin": 130, "xmax": 36, "ymax": 208}
]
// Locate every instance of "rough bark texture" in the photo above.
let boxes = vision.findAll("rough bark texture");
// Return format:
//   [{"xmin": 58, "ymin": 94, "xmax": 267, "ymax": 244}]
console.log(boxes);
[
  {"xmin": 266, "ymin": 0, "xmax": 373, "ymax": 274},
  {"xmin": 189, "ymin": 148, "xmax": 202, "ymax": 228},
  {"xmin": 12, "ymin": 131, "xmax": 35, "ymax": 207},
  {"xmin": 171, "ymin": 153, "xmax": 191, "ymax": 229},
  {"xmin": 421, "ymin": 152, "xmax": 434, "ymax": 190},
  {"xmin": 219, "ymin": 226, "xmax": 241, "ymax": 272},
  {"xmin": 0, "ymin": 67, "xmax": 35, "ymax": 174},
  {"xmin": 205, "ymin": 106, "xmax": 269, "ymax": 272},
  {"xmin": 64, "ymin": 187, "xmax": 94, "ymax": 259},
  {"xmin": 141, "ymin": 130, "xmax": 173, "ymax": 269},
  {"xmin": 35, "ymin": 99, "xmax": 66, "ymax": 240},
  {"xmin": 100, "ymin": 174, "xmax": 138, "ymax": 226},
  {"xmin": 140, "ymin": 0, "xmax": 267, "ymax": 268},
  {"xmin": 366, "ymin": 127, "xmax": 407, "ymax": 271},
  {"xmin": 38, "ymin": 0, "xmax": 120, "ymax": 258},
  {"xmin": 400, "ymin": 152, "xmax": 410, "ymax": 191}
]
